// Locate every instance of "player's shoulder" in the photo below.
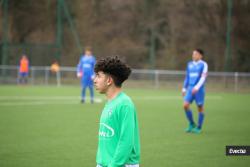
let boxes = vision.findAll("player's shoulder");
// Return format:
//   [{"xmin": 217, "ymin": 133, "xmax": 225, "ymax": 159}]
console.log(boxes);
[
  {"xmin": 200, "ymin": 60, "xmax": 208, "ymax": 67},
  {"xmin": 118, "ymin": 92, "xmax": 134, "ymax": 106},
  {"xmin": 91, "ymin": 56, "xmax": 96, "ymax": 61},
  {"xmin": 187, "ymin": 61, "xmax": 193, "ymax": 65},
  {"xmin": 118, "ymin": 95, "xmax": 136, "ymax": 115},
  {"xmin": 200, "ymin": 59, "xmax": 207, "ymax": 64},
  {"xmin": 90, "ymin": 55, "xmax": 96, "ymax": 60},
  {"xmin": 80, "ymin": 55, "xmax": 85, "ymax": 60},
  {"xmin": 199, "ymin": 60, "xmax": 208, "ymax": 72},
  {"xmin": 187, "ymin": 61, "xmax": 194, "ymax": 68},
  {"xmin": 120, "ymin": 92, "xmax": 132, "ymax": 101}
]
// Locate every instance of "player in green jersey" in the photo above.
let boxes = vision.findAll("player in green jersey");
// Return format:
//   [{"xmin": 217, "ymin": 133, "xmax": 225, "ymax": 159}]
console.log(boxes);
[{"xmin": 94, "ymin": 56, "xmax": 140, "ymax": 167}]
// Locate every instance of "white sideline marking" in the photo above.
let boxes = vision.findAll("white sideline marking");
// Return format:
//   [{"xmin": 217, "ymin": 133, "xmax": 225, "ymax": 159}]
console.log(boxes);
[
  {"xmin": 0, "ymin": 96, "xmax": 81, "ymax": 100},
  {"xmin": 0, "ymin": 95, "xmax": 221, "ymax": 106},
  {"xmin": 0, "ymin": 97, "xmax": 103, "ymax": 106},
  {"xmin": 132, "ymin": 96, "xmax": 222, "ymax": 100},
  {"xmin": 0, "ymin": 101, "xmax": 79, "ymax": 106},
  {"xmin": 0, "ymin": 95, "xmax": 222, "ymax": 100}
]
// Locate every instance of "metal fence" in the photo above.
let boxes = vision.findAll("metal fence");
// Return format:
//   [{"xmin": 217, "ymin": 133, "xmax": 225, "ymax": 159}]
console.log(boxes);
[{"xmin": 1, "ymin": 65, "xmax": 250, "ymax": 92}]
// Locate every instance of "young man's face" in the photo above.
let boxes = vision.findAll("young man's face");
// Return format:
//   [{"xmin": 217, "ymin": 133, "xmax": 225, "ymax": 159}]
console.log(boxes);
[
  {"xmin": 192, "ymin": 50, "xmax": 202, "ymax": 62},
  {"xmin": 94, "ymin": 71, "xmax": 110, "ymax": 94},
  {"xmin": 85, "ymin": 50, "xmax": 92, "ymax": 56}
]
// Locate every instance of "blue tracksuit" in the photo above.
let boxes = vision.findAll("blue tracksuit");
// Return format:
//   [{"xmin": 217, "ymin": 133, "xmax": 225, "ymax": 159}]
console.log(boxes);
[{"xmin": 77, "ymin": 55, "xmax": 96, "ymax": 102}]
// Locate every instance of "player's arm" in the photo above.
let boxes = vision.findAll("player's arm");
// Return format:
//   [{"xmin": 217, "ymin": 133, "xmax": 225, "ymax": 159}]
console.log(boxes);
[
  {"xmin": 91, "ymin": 57, "xmax": 96, "ymax": 80},
  {"xmin": 76, "ymin": 59, "xmax": 83, "ymax": 78},
  {"xmin": 108, "ymin": 105, "xmax": 135, "ymax": 167},
  {"xmin": 182, "ymin": 65, "xmax": 189, "ymax": 96},
  {"xmin": 93, "ymin": 56, "xmax": 96, "ymax": 66},
  {"xmin": 193, "ymin": 62, "xmax": 208, "ymax": 94}
]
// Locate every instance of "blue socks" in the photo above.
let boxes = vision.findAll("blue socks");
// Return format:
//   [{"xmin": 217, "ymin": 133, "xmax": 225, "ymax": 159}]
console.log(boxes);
[
  {"xmin": 185, "ymin": 110, "xmax": 205, "ymax": 129},
  {"xmin": 198, "ymin": 112, "xmax": 205, "ymax": 129},
  {"xmin": 185, "ymin": 110, "xmax": 194, "ymax": 125}
]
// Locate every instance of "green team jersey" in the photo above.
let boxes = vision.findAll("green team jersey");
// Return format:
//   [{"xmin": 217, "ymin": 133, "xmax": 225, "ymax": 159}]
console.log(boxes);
[{"xmin": 96, "ymin": 92, "xmax": 140, "ymax": 167}]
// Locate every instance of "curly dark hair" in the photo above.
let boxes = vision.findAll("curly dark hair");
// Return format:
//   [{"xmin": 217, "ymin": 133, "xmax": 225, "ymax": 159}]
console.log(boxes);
[{"xmin": 94, "ymin": 56, "xmax": 131, "ymax": 87}]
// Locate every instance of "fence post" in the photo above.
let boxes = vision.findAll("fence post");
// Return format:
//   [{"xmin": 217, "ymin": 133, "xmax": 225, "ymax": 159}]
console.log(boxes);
[
  {"xmin": 234, "ymin": 72, "xmax": 238, "ymax": 93},
  {"xmin": 16, "ymin": 66, "xmax": 19, "ymax": 84},
  {"xmin": 154, "ymin": 70, "xmax": 159, "ymax": 89},
  {"xmin": 30, "ymin": 67, "xmax": 34, "ymax": 85},
  {"xmin": 56, "ymin": 71, "xmax": 61, "ymax": 87},
  {"xmin": 45, "ymin": 66, "xmax": 49, "ymax": 85}
]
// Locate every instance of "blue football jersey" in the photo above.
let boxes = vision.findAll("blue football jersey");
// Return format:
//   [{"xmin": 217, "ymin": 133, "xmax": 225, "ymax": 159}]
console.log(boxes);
[
  {"xmin": 77, "ymin": 55, "xmax": 96, "ymax": 77},
  {"xmin": 183, "ymin": 60, "xmax": 208, "ymax": 90}
]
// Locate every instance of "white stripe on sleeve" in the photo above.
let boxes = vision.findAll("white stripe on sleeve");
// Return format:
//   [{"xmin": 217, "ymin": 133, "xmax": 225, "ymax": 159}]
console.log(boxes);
[{"xmin": 194, "ymin": 61, "xmax": 208, "ymax": 90}]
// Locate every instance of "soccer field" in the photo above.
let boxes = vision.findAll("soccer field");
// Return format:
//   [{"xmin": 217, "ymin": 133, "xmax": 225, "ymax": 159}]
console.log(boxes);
[{"xmin": 0, "ymin": 86, "xmax": 249, "ymax": 167}]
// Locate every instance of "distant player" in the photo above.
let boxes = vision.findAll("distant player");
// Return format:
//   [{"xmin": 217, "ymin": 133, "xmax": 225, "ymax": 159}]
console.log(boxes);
[
  {"xmin": 50, "ymin": 60, "xmax": 61, "ymax": 87},
  {"xmin": 94, "ymin": 56, "xmax": 140, "ymax": 167},
  {"xmin": 182, "ymin": 49, "xmax": 208, "ymax": 134},
  {"xmin": 18, "ymin": 54, "xmax": 29, "ymax": 84},
  {"xmin": 77, "ymin": 46, "xmax": 96, "ymax": 103},
  {"xmin": 50, "ymin": 60, "xmax": 60, "ymax": 73}
]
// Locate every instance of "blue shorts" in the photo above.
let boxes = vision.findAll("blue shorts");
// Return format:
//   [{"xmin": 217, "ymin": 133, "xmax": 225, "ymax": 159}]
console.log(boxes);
[
  {"xmin": 19, "ymin": 72, "xmax": 28, "ymax": 77},
  {"xmin": 184, "ymin": 86, "xmax": 205, "ymax": 106}
]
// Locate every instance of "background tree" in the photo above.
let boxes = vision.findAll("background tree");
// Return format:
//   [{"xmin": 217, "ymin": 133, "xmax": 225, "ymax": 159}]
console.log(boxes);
[{"xmin": 1, "ymin": 0, "xmax": 250, "ymax": 71}]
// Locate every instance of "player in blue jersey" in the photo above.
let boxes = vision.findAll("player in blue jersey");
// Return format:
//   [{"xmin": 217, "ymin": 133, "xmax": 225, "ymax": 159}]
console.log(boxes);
[
  {"xmin": 182, "ymin": 49, "xmax": 208, "ymax": 134},
  {"xmin": 77, "ymin": 46, "xmax": 96, "ymax": 103}
]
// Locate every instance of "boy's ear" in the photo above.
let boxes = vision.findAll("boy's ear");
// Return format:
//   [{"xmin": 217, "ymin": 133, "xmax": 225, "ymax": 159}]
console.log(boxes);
[{"xmin": 107, "ymin": 75, "xmax": 113, "ymax": 86}]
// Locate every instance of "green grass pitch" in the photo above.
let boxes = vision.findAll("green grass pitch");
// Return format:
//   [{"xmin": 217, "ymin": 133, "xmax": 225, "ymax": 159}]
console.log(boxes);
[{"xmin": 0, "ymin": 86, "xmax": 249, "ymax": 167}]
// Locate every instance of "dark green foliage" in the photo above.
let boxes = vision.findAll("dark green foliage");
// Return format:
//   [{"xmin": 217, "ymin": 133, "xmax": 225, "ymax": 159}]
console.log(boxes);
[{"xmin": 1, "ymin": 0, "xmax": 250, "ymax": 71}]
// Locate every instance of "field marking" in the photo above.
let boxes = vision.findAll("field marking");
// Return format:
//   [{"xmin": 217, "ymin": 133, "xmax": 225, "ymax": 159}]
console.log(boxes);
[
  {"xmin": 0, "ymin": 101, "xmax": 80, "ymax": 106},
  {"xmin": 132, "ymin": 96, "xmax": 222, "ymax": 100},
  {"xmin": 0, "ymin": 95, "xmax": 222, "ymax": 100},
  {"xmin": 0, "ymin": 99, "xmax": 103, "ymax": 106},
  {"xmin": 0, "ymin": 95, "xmax": 222, "ymax": 106},
  {"xmin": 0, "ymin": 96, "xmax": 82, "ymax": 100},
  {"xmin": 0, "ymin": 96, "xmax": 103, "ymax": 106}
]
